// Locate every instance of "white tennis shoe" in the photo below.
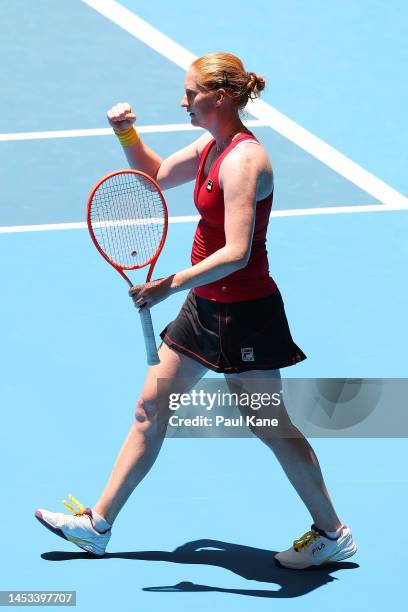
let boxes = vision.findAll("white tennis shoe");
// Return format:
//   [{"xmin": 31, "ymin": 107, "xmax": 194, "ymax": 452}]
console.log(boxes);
[
  {"xmin": 275, "ymin": 524, "xmax": 357, "ymax": 569},
  {"xmin": 35, "ymin": 494, "xmax": 111, "ymax": 556}
]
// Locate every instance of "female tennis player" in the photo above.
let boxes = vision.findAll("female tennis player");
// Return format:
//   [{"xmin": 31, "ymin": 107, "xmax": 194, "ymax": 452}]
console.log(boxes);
[{"xmin": 35, "ymin": 52, "xmax": 356, "ymax": 568}]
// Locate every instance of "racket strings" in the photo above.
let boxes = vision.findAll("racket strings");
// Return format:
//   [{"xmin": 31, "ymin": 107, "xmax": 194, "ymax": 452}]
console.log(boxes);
[
  {"xmin": 97, "ymin": 178, "xmax": 146, "ymax": 262},
  {"xmin": 90, "ymin": 173, "xmax": 166, "ymax": 268}
]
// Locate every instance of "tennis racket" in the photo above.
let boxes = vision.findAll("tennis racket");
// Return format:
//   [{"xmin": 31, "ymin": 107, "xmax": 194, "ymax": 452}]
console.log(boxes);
[{"xmin": 87, "ymin": 169, "xmax": 168, "ymax": 366}]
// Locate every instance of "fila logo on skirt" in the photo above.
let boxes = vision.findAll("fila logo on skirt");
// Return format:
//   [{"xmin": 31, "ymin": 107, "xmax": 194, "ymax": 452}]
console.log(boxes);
[{"xmin": 241, "ymin": 347, "xmax": 255, "ymax": 362}]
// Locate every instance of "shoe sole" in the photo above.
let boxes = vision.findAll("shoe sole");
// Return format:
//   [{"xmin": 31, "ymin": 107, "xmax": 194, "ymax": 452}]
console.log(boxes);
[{"xmin": 34, "ymin": 511, "xmax": 105, "ymax": 556}]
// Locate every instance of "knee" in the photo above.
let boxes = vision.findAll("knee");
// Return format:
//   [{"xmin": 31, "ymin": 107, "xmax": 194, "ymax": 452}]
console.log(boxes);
[
  {"xmin": 134, "ymin": 397, "xmax": 158, "ymax": 424},
  {"xmin": 247, "ymin": 409, "xmax": 297, "ymax": 444}
]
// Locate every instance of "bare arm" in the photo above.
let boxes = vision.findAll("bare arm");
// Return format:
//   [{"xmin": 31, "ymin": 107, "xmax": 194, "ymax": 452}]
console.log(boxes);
[{"xmin": 107, "ymin": 102, "xmax": 211, "ymax": 189}]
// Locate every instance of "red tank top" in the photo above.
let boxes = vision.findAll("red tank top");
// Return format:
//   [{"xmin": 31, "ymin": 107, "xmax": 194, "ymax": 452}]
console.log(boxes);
[{"xmin": 191, "ymin": 132, "xmax": 277, "ymax": 302}]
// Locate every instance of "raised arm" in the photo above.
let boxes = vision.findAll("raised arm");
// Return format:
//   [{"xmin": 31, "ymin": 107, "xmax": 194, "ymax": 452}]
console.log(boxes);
[{"xmin": 107, "ymin": 102, "xmax": 211, "ymax": 190}]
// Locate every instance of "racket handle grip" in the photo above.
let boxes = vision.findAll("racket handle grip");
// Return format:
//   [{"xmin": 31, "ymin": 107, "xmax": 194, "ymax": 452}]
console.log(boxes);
[{"xmin": 139, "ymin": 307, "xmax": 160, "ymax": 366}]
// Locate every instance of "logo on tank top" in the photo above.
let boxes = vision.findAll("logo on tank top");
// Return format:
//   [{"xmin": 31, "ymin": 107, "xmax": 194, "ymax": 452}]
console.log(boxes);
[
  {"xmin": 241, "ymin": 347, "xmax": 255, "ymax": 362},
  {"xmin": 206, "ymin": 179, "xmax": 214, "ymax": 192}
]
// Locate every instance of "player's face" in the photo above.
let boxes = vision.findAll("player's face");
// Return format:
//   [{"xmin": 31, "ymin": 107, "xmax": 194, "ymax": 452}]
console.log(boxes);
[{"xmin": 181, "ymin": 69, "xmax": 218, "ymax": 128}]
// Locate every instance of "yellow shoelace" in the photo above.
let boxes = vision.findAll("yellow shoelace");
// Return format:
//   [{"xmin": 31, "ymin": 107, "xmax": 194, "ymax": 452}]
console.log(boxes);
[
  {"xmin": 293, "ymin": 530, "xmax": 320, "ymax": 552},
  {"xmin": 61, "ymin": 494, "xmax": 86, "ymax": 516}
]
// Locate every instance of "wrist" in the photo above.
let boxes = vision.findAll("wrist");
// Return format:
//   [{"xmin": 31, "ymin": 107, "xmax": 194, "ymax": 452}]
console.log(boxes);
[
  {"xmin": 169, "ymin": 273, "xmax": 183, "ymax": 293},
  {"xmin": 113, "ymin": 125, "xmax": 139, "ymax": 147}
]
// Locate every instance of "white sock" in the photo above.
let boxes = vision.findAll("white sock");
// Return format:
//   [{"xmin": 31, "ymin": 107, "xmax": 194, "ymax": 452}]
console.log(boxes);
[
  {"xmin": 324, "ymin": 525, "xmax": 344, "ymax": 539},
  {"xmin": 91, "ymin": 508, "xmax": 111, "ymax": 532}
]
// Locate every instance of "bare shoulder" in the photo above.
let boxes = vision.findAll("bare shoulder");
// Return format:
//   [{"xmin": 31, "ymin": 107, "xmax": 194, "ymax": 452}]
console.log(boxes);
[
  {"xmin": 227, "ymin": 139, "xmax": 271, "ymax": 168},
  {"xmin": 220, "ymin": 140, "xmax": 273, "ymax": 199}
]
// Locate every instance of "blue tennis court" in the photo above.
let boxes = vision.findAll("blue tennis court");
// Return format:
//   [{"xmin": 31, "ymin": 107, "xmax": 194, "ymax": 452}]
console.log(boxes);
[{"xmin": 1, "ymin": 1, "xmax": 407, "ymax": 610}]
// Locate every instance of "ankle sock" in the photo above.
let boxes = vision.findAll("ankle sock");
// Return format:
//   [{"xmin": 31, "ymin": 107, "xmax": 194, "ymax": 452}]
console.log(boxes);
[
  {"xmin": 324, "ymin": 525, "xmax": 344, "ymax": 539},
  {"xmin": 91, "ymin": 508, "xmax": 112, "ymax": 533}
]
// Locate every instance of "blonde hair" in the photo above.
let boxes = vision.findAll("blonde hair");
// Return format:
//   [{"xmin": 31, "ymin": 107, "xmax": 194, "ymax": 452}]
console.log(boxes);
[{"xmin": 191, "ymin": 52, "xmax": 266, "ymax": 110}]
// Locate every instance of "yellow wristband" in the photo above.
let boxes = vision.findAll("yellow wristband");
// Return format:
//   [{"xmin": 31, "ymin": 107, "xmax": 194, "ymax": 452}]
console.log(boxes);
[{"xmin": 113, "ymin": 126, "xmax": 139, "ymax": 147}]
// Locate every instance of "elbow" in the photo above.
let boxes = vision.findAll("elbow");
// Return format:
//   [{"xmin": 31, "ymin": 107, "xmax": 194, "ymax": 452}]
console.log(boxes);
[
  {"xmin": 227, "ymin": 250, "xmax": 250, "ymax": 269},
  {"xmin": 153, "ymin": 165, "xmax": 163, "ymax": 184},
  {"xmin": 237, "ymin": 257, "xmax": 249, "ymax": 270}
]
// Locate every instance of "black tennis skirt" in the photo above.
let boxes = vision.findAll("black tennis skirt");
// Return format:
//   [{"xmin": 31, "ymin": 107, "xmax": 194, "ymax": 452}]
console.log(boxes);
[{"xmin": 159, "ymin": 288, "xmax": 306, "ymax": 373}]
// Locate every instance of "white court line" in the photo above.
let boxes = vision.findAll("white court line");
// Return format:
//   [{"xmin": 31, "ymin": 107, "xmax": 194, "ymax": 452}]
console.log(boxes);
[
  {"xmin": 81, "ymin": 0, "xmax": 408, "ymax": 210},
  {"xmin": 0, "ymin": 120, "xmax": 265, "ymax": 142},
  {"xmin": 1, "ymin": 204, "xmax": 406, "ymax": 235}
]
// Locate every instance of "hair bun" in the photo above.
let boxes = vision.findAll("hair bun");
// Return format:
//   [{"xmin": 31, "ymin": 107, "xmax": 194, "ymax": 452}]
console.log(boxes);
[{"xmin": 246, "ymin": 71, "xmax": 266, "ymax": 98}]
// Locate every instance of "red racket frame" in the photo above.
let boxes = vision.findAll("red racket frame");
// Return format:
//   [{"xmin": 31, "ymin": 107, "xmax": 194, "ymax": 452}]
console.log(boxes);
[{"xmin": 86, "ymin": 169, "xmax": 169, "ymax": 287}]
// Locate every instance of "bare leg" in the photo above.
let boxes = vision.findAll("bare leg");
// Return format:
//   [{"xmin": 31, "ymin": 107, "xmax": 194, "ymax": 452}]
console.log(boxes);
[
  {"xmin": 94, "ymin": 343, "xmax": 207, "ymax": 525},
  {"xmin": 225, "ymin": 371, "xmax": 342, "ymax": 532}
]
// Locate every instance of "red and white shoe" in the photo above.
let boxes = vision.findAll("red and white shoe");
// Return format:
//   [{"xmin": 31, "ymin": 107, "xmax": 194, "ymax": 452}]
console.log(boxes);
[
  {"xmin": 275, "ymin": 524, "xmax": 357, "ymax": 569},
  {"xmin": 35, "ymin": 494, "xmax": 111, "ymax": 556}
]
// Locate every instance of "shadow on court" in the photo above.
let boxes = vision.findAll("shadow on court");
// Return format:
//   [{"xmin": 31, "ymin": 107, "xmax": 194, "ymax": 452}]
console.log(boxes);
[{"xmin": 42, "ymin": 539, "xmax": 358, "ymax": 598}]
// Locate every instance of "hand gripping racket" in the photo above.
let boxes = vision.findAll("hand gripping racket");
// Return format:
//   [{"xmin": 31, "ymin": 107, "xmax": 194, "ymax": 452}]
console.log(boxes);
[{"xmin": 87, "ymin": 169, "xmax": 168, "ymax": 366}]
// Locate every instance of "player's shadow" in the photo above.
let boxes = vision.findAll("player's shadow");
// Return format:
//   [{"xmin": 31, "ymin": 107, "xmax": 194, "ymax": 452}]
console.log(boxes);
[{"xmin": 42, "ymin": 538, "xmax": 358, "ymax": 598}]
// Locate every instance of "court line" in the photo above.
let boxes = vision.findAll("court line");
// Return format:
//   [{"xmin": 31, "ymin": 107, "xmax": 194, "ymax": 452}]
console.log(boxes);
[
  {"xmin": 81, "ymin": 0, "xmax": 408, "ymax": 210},
  {"xmin": 1, "ymin": 204, "xmax": 405, "ymax": 234},
  {"xmin": 0, "ymin": 120, "xmax": 266, "ymax": 142}
]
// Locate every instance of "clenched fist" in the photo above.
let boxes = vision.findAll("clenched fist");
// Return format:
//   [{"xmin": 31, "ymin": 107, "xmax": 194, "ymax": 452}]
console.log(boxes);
[{"xmin": 107, "ymin": 102, "xmax": 137, "ymax": 132}]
